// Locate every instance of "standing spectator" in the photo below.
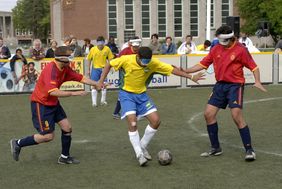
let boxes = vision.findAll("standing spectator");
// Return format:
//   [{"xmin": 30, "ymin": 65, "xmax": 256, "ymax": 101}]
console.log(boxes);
[
  {"xmin": 87, "ymin": 36, "xmax": 115, "ymax": 107},
  {"xmin": 239, "ymin": 32, "xmax": 259, "ymax": 53},
  {"xmin": 177, "ymin": 35, "xmax": 197, "ymax": 55},
  {"xmin": 29, "ymin": 39, "xmax": 45, "ymax": 60},
  {"xmin": 106, "ymin": 36, "xmax": 119, "ymax": 57},
  {"xmin": 16, "ymin": 62, "xmax": 39, "ymax": 91},
  {"xmin": 274, "ymin": 39, "xmax": 282, "ymax": 54},
  {"xmin": 161, "ymin": 36, "xmax": 176, "ymax": 54},
  {"xmin": 197, "ymin": 40, "xmax": 211, "ymax": 51},
  {"xmin": 82, "ymin": 38, "xmax": 94, "ymax": 57},
  {"xmin": 184, "ymin": 25, "xmax": 266, "ymax": 161},
  {"xmin": 69, "ymin": 37, "xmax": 83, "ymax": 57},
  {"xmin": 10, "ymin": 48, "xmax": 28, "ymax": 82},
  {"xmin": 0, "ymin": 37, "xmax": 11, "ymax": 59},
  {"xmin": 149, "ymin": 33, "xmax": 161, "ymax": 55},
  {"xmin": 45, "ymin": 40, "xmax": 58, "ymax": 58}
]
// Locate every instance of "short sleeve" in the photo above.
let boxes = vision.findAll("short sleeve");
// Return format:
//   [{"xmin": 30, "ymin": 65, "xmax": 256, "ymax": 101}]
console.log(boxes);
[
  {"xmin": 110, "ymin": 57, "xmax": 124, "ymax": 71},
  {"xmin": 240, "ymin": 48, "xmax": 257, "ymax": 71},
  {"xmin": 153, "ymin": 59, "xmax": 174, "ymax": 75},
  {"xmin": 64, "ymin": 67, "xmax": 84, "ymax": 82},
  {"xmin": 199, "ymin": 51, "xmax": 214, "ymax": 69}
]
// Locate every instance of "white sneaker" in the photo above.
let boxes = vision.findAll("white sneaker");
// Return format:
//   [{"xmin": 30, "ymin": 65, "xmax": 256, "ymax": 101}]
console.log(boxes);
[
  {"xmin": 142, "ymin": 147, "xmax": 152, "ymax": 160},
  {"xmin": 92, "ymin": 103, "xmax": 97, "ymax": 107},
  {"xmin": 137, "ymin": 154, "xmax": 148, "ymax": 166},
  {"xmin": 100, "ymin": 101, "xmax": 108, "ymax": 106}
]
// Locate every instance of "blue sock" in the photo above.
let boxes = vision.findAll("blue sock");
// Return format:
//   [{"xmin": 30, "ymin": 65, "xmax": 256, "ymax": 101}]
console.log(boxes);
[
  {"xmin": 113, "ymin": 99, "xmax": 121, "ymax": 115},
  {"xmin": 61, "ymin": 130, "xmax": 72, "ymax": 157},
  {"xmin": 239, "ymin": 126, "xmax": 253, "ymax": 151},
  {"xmin": 17, "ymin": 135, "xmax": 38, "ymax": 147},
  {"xmin": 207, "ymin": 122, "xmax": 220, "ymax": 149}
]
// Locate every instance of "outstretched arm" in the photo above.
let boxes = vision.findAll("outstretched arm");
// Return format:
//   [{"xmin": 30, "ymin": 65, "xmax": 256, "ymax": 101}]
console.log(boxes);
[
  {"xmin": 184, "ymin": 64, "xmax": 205, "ymax": 74},
  {"xmin": 50, "ymin": 89, "xmax": 88, "ymax": 97},
  {"xmin": 172, "ymin": 67, "xmax": 205, "ymax": 84},
  {"xmin": 97, "ymin": 62, "xmax": 112, "ymax": 89},
  {"xmin": 252, "ymin": 68, "xmax": 267, "ymax": 92}
]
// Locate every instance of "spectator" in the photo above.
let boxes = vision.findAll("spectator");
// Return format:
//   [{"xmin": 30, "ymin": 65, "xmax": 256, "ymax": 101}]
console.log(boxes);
[
  {"xmin": 16, "ymin": 62, "xmax": 39, "ymax": 91},
  {"xmin": 63, "ymin": 36, "xmax": 72, "ymax": 46},
  {"xmin": 239, "ymin": 32, "xmax": 259, "ymax": 53},
  {"xmin": 106, "ymin": 36, "xmax": 119, "ymax": 57},
  {"xmin": 149, "ymin": 33, "xmax": 161, "ymax": 55},
  {"xmin": 0, "ymin": 37, "xmax": 11, "ymax": 59},
  {"xmin": 274, "ymin": 39, "xmax": 282, "ymax": 54},
  {"xmin": 161, "ymin": 36, "xmax": 176, "ymax": 54},
  {"xmin": 210, "ymin": 37, "xmax": 219, "ymax": 49},
  {"xmin": 10, "ymin": 48, "xmax": 28, "ymax": 82},
  {"xmin": 45, "ymin": 40, "xmax": 58, "ymax": 58},
  {"xmin": 29, "ymin": 39, "xmax": 45, "ymax": 60},
  {"xmin": 82, "ymin": 38, "xmax": 94, "ymax": 56},
  {"xmin": 177, "ymin": 35, "xmax": 197, "ymax": 55},
  {"xmin": 121, "ymin": 36, "xmax": 140, "ymax": 51},
  {"xmin": 69, "ymin": 37, "xmax": 83, "ymax": 57},
  {"xmin": 197, "ymin": 40, "xmax": 211, "ymax": 51}
]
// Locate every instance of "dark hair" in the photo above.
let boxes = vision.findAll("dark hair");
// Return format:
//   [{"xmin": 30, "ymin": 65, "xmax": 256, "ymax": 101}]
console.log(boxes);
[
  {"xmin": 151, "ymin": 33, "xmax": 159, "ymax": 39},
  {"xmin": 165, "ymin": 36, "xmax": 172, "ymax": 41},
  {"xmin": 215, "ymin": 25, "xmax": 233, "ymax": 36},
  {"xmin": 0, "ymin": 37, "xmax": 3, "ymax": 40},
  {"xmin": 138, "ymin": 47, "xmax": 152, "ymax": 59},
  {"xmin": 55, "ymin": 46, "xmax": 72, "ymax": 56},
  {"xmin": 204, "ymin": 40, "xmax": 211, "ymax": 47},
  {"xmin": 16, "ymin": 48, "xmax": 22, "ymax": 53},
  {"xmin": 97, "ymin": 36, "xmax": 105, "ymax": 42},
  {"xmin": 28, "ymin": 62, "xmax": 35, "ymax": 66},
  {"xmin": 186, "ymin": 35, "xmax": 193, "ymax": 39}
]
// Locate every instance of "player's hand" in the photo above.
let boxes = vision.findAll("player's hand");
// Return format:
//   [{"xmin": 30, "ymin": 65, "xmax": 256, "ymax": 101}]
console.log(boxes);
[
  {"xmin": 191, "ymin": 72, "xmax": 205, "ymax": 84},
  {"xmin": 253, "ymin": 82, "xmax": 267, "ymax": 92},
  {"xmin": 71, "ymin": 91, "xmax": 88, "ymax": 96}
]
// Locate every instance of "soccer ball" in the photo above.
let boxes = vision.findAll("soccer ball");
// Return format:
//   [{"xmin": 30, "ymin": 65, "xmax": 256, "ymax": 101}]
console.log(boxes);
[{"xmin": 157, "ymin": 149, "xmax": 173, "ymax": 165}]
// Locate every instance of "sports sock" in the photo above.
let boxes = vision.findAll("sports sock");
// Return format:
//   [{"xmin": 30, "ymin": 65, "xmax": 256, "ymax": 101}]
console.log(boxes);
[
  {"xmin": 91, "ymin": 89, "xmax": 97, "ymax": 106},
  {"xmin": 17, "ymin": 135, "xmax": 38, "ymax": 147},
  {"xmin": 140, "ymin": 125, "xmax": 157, "ymax": 149},
  {"xmin": 128, "ymin": 130, "xmax": 142, "ymax": 158},
  {"xmin": 101, "ymin": 88, "xmax": 107, "ymax": 103},
  {"xmin": 61, "ymin": 130, "xmax": 72, "ymax": 157},
  {"xmin": 207, "ymin": 122, "xmax": 220, "ymax": 149},
  {"xmin": 113, "ymin": 99, "xmax": 121, "ymax": 115},
  {"xmin": 239, "ymin": 125, "xmax": 253, "ymax": 151}
]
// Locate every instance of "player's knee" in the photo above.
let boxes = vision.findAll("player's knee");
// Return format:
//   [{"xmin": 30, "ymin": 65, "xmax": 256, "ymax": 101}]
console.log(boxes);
[
  {"xmin": 130, "ymin": 121, "xmax": 137, "ymax": 127},
  {"xmin": 43, "ymin": 133, "xmax": 55, "ymax": 142},
  {"xmin": 151, "ymin": 120, "xmax": 161, "ymax": 128},
  {"xmin": 204, "ymin": 110, "xmax": 215, "ymax": 122}
]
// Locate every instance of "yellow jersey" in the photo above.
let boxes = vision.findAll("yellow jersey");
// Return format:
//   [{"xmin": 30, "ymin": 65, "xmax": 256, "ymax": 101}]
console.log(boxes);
[
  {"xmin": 110, "ymin": 54, "xmax": 173, "ymax": 94},
  {"xmin": 87, "ymin": 46, "xmax": 114, "ymax": 68}
]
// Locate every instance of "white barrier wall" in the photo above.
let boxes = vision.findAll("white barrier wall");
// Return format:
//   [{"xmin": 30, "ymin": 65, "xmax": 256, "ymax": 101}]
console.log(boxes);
[
  {"xmin": 278, "ymin": 53, "xmax": 282, "ymax": 82},
  {"xmin": 106, "ymin": 55, "xmax": 182, "ymax": 89},
  {"xmin": 187, "ymin": 52, "xmax": 273, "ymax": 86}
]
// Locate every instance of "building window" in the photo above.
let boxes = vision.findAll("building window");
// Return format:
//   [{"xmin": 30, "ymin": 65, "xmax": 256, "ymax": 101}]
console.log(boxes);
[
  {"xmin": 125, "ymin": 0, "xmax": 134, "ymax": 30},
  {"xmin": 174, "ymin": 0, "xmax": 182, "ymax": 37},
  {"xmin": 221, "ymin": 0, "xmax": 230, "ymax": 24},
  {"xmin": 158, "ymin": 0, "xmax": 166, "ymax": 37},
  {"xmin": 141, "ymin": 0, "xmax": 150, "ymax": 38},
  {"xmin": 108, "ymin": 0, "xmax": 117, "ymax": 38},
  {"xmin": 211, "ymin": 0, "xmax": 215, "ymax": 28},
  {"xmin": 190, "ymin": 0, "xmax": 198, "ymax": 37}
]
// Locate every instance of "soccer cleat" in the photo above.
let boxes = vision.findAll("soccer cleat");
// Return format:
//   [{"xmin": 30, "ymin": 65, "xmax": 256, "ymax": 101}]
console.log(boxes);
[
  {"xmin": 100, "ymin": 101, "xmax": 108, "ymax": 106},
  {"xmin": 112, "ymin": 113, "xmax": 120, "ymax": 119},
  {"xmin": 10, "ymin": 139, "xmax": 21, "ymax": 161},
  {"xmin": 137, "ymin": 154, "xmax": 148, "ymax": 166},
  {"xmin": 57, "ymin": 156, "xmax": 80, "ymax": 164},
  {"xmin": 245, "ymin": 150, "xmax": 256, "ymax": 161},
  {"xmin": 200, "ymin": 147, "xmax": 223, "ymax": 157},
  {"xmin": 141, "ymin": 147, "xmax": 152, "ymax": 160}
]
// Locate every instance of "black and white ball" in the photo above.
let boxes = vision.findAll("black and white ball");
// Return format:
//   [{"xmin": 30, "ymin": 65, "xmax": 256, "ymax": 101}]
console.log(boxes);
[{"xmin": 157, "ymin": 149, "xmax": 172, "ymax": 165}]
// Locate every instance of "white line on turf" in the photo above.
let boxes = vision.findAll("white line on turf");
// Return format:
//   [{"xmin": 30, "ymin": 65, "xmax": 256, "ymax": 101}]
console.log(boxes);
[{"xmin": 187, "ymin": 97, "xmax": 282, "ymax": 157}]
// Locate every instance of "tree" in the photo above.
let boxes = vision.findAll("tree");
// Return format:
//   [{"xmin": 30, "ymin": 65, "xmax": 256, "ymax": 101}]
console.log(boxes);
[
  {"xmin": 237, "ymin": 0, "xmax": 282, "ymax": 43},
  {"xmin": 12, "ymin": 0, "xmax": 50, "ymax": 42}
]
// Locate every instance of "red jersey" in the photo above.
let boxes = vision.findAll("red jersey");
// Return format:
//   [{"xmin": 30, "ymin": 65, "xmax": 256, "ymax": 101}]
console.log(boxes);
[
  {"xmin": 31, "ymin": 61, "xmax": 83, "ymax": 106},
  {"xmin": 118, "ymin": 46, "xmax": 136, "ymax": 57},
  {"xmin": 199, "ymin": 42, "xmax": 258, "ymax": 83}
]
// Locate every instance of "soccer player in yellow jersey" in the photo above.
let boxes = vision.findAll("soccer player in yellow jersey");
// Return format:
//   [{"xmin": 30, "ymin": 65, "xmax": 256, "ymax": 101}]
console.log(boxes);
[
  {"xmin": 98, "ymin": 47, "xmax": 205, "ymax": 166},
  {"xmin": 87, "ymin": 36, "xmax": 114, "ymax": 106}
]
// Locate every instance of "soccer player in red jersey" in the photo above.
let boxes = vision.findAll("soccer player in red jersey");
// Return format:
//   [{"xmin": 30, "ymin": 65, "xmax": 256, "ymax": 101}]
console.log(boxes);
[
  {"xmin": 10, "ymin": 46, "xmax": 100, "ymax": 164},
  {"xmin": 185, "ymin": 25, "xmax": 267, "ymax": 161}
]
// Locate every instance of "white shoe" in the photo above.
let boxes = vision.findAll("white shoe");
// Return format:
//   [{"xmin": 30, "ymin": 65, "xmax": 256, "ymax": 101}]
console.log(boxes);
[
  {"xmin": 137, "ymin": 154, "xmax": 148, "ymax": 166},
  {"xmin": 92, "ymin": 103, "xmax": 97, "ymax": 107},
  {"xmin": 142, "ymin": 147, "xmax": 152, "ymax": 160},
  {"xmin": 100, "ymin": 101, "xmax": 108, "ymax": 106}
]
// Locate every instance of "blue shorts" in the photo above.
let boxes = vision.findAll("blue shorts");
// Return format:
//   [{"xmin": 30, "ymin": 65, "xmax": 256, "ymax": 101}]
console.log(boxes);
[
  {"xmin": 31, "ymin": 102, "xmax": 67, "ymax": 135},
  {"xmin": 119, "ymin": 90, "xmax": 157, "ymax": 120},
  {"xmin": 208, "ymin": 82, "xmax": 244, "ymax": 109},
  {"xmin": 90, "ymin": 68, "xmax": 103, "ymax": 81}
]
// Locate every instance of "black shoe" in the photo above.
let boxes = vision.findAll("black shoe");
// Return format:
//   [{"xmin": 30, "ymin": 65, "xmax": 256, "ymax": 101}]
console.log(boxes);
[
  {"xmin": 200, "ymin": 147, "xmax": 223, "ymax": 157},
  {"xmin": 10, "ymin": 139, "xmax": 21, "ymax": 161},
  {"xmin": 112, "ymin": 113, "xmax": 120, "ymax": 119},
  {"xmin": 245, "ymin": 150, "xmax": 256, "ymax": 161},
  {"xmin": 58, "ymin": 156, "xmax": 80, "ymax": 164}
]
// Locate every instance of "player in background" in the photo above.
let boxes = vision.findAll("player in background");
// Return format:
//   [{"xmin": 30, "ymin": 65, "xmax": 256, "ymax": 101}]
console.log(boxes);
[
  {"xmin": 184, "ymin": 25, "xmax": 267, "ymax": 161},
  {"xmin": 10, "ymin": 46, "xmax": 101, "ymax": 164},
  {"xmin": 112, "ymin": 38, "xmax": 142, "ymax": 119},
  {"xmin": 87, "ymin": 36, "xmax": 114, "ymax": 107},
  {"xmin": 97, "ymin": 47, "xmax": 205, "ymax": 166}
]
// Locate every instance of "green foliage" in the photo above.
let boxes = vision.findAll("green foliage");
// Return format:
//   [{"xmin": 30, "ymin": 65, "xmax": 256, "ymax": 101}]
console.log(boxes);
[
  {"xmin": 12, "ymin": 0, "xmax": 50, "ymax": 42},
  {"xmin": 237, "ymin": 0, "xmax": 282, "ymax": 42}
]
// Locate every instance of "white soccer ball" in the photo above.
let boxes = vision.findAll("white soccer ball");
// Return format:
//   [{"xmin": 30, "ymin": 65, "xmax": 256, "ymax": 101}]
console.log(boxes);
[{"xmin": 157, "ymin": 149, "xmax": 173, "ymax": 165}]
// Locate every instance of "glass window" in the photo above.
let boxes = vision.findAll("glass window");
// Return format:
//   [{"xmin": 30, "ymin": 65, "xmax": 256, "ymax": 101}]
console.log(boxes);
[
  {"xmin": 142, "ymin": 0, "xmax": 150, "ymax": 38},
  {"xmin": 124, "ymin": 0, "xmax": 134, "ymax": 30},
  {"xmin": 221, "ymin": 0, "xmax": 230, "ymax": 24},
  {"xmin": 108, "ymin": 0, "xmax": 117, "ymax": 38},
  {"xmin": 158, "ymin": 0, "xmax": 166, "ymax": 37},
  {"xmin": 174, "ymin": 0, "xmax": 182, "ymax": 37},
  {"xmin": 190, "ymin": 0, "xmax": 198, "ymax": 37}
]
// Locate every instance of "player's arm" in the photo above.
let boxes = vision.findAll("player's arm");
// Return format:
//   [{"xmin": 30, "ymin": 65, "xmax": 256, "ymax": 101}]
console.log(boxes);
[
  {"xmin": 97, "ymin": 62, "xmax": 112, "ymax": 89},
  {"xmin": 49, "ymin": 89, "xmax": 88, "ymax": 97},
  {"xmin": 252, "ymin": 68, "xmax": 267, "ymax": 92},
  {"xmin": 172, "ymin": 67, "xmax": 205, "ymax": 84},
  {"xmin": 184, "ymin": 63, "xmax": 205, "ymax": 73},
  {"xmin": 80, "ymin": 76, "xmax": 98, "ymax": 87}
]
